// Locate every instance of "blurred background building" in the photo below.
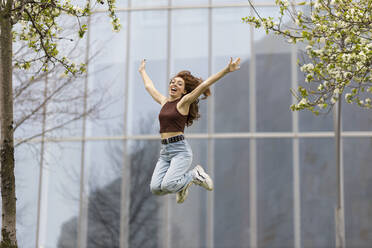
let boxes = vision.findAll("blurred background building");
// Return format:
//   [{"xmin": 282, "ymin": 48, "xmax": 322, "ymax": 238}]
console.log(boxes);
[{"xmin": 13, "ymin": 0, "xmax": 372, "ymax": 247}]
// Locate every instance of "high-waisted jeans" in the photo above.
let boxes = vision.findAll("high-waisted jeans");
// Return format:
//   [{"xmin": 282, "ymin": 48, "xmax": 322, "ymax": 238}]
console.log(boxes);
[{"xmin": 150, "ymin": 139, "xmax": 194, "ymax": 195}]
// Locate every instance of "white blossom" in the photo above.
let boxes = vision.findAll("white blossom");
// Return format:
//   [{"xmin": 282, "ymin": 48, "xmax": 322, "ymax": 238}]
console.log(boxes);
[
  {"xmin": 314, "ymin": 1, "xmax": 322, "ymax": 9},
  {"xmin": 300, "ymin": 63, "xmax": 314, "ymax": 72},
  {"xmin": 318, "ymin": 103, "xmax": 327, "ymax": 109}
]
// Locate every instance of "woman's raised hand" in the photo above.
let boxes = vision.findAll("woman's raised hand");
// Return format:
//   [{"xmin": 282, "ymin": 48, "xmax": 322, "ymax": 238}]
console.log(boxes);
[
  {"xmin": 138, "ymin": 59, "xmax": 146, "ymax": 73},
  {"xmin": 227, "ymin": 57, "xmax": 241, "ymax": 72}
]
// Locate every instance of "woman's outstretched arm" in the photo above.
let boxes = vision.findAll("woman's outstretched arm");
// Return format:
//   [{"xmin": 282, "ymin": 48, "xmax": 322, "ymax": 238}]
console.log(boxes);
[
  {"xmin": 139, "ymin": 59, "xmax": 167, "ymax": 105},
  {"xmin": 182, "ymin": 57, "xmax": 241, "ymax": 104}
]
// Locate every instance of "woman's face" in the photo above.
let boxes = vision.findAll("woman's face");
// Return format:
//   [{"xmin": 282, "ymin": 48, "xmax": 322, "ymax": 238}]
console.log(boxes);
[{"xmin": 169, "ymin": 77, "xmax": 186, "ymax": 98}]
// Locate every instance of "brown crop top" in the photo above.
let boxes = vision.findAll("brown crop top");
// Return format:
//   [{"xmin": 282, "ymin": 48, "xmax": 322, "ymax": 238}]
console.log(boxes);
[{"xmin": 159, "ymin": 98, "xmax": 188, "ymax": 133}]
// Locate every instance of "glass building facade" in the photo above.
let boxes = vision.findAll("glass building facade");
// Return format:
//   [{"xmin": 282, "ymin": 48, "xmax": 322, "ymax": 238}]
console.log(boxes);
[{"xmin": 13, "ymin": 1, "xmax": 372, "ymax": 248}]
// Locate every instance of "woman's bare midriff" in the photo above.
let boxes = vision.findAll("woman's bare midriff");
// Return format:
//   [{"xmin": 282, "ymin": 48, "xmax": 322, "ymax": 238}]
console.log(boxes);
[{"xmin": 160, "ymin": 131, "xmax": 184, "ymax": 139}]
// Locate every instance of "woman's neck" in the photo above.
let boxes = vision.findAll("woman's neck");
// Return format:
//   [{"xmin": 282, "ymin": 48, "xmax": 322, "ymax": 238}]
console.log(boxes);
[{"xmin": 168, "ymin": 96, "xmax": 181, "ymax": 102}]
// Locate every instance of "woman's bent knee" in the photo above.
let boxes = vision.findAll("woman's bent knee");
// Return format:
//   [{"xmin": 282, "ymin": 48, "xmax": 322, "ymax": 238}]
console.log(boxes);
[
  {"xmin": 150, "ymin": 184, "xmax": 165, "ymax": 195},
  {"xmin": 160, "ymin": 180, "xmax": 179, "ymax": 193}
]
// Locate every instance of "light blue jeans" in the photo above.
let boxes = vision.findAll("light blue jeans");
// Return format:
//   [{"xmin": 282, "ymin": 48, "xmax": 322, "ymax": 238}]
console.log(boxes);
[{"xmin": 150, "ymin": 139, "xmax": 194, "ymax": 195}]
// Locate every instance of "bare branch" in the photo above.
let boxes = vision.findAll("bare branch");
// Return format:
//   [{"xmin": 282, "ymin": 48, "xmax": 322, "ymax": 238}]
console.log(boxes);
[{"xmin": 15, "ymin": 107, "xmax": 93, "ymax": 147}]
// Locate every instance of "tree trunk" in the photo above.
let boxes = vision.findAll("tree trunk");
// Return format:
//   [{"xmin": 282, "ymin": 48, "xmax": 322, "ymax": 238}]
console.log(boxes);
[{"xmin": 0, "ymin": 1, "xmax": 18, "ymax": 247}]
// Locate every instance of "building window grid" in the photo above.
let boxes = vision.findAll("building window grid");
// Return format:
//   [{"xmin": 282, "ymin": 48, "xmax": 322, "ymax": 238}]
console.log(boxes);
[{"xmin": 32, "ymin": 1, "xmax": 364, "ymax": 248}]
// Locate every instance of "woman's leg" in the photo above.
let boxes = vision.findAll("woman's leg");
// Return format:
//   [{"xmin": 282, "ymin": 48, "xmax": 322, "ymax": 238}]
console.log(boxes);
[
  {"xmin": 150, "ymin": 156, "xmax": 170, "ymax": 195},
  {"xmin": 160, "ymin": 142, "xmax": 193, "ymax": 193}
]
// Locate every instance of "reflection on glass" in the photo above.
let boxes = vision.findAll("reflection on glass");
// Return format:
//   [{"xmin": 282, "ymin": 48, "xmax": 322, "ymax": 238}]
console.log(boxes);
[
  {"xmin": 214, "ymin": 139, "xmax": 250, "ymax": 247},
  {"xmin": 15, "ymin": 144, "xmax": 40, "ymax": 248},
  {"xmin": 257, "ymin": 138, "xmax": 293, "ymax": 247},
  {"xmin": 256, "ymin": 51, "xmax": 292, "ymax": 132},
  {"xmin": 213, "ymin": 7, "xmax": 250, "ymax": 58},
  {"xmin": 300, "ymin": 138, "xmax": 336, "ymax": 247},
  {"xmin": 213, "ymin": 7, "xmax": 250, "ymax": 133},
  {"xmin": 172, "ymin": 9, "xmax": 208, "ymax": 133},
  {"xmin": 342, "ymin": 100, "xmax": 372, "ymax": 131},
  {"xmin": 129, "ymin": 140, "xmax": 162, "ymax": 247},
  {"xmin": 86, "ymin": 140, "xmax": 122, "ymax": 247},
  {"xmin": 86, "ymin": 12, "xmax": 127, "ymax": 137},
  {"xmin": 298, "ymin": 109, "xmax": 334, "ymax": 132},
  {"xmin": 85, "ymin": 140, "xmax": 161, "ymax": 247},
  {"xmin": 128, "ymin": 11, "xmax": 167, "ymax": 135},
  {"xmin": 115, "ymin": 0, "xmax": 128, "ymax": 8},
  {"xmin": 254, "ymin": 7, "xmax": 293, "ymax": 132},
  {"xmin": 47, "ymin": 75, "xmax": 84, "ymax": 138},
  {"xmin": 343, "ymin": 138, "xmax": 372, "ymax": 247},
  {"xmin": 43, "ymin": 142, "xmax": 81, "ymax": 247}
]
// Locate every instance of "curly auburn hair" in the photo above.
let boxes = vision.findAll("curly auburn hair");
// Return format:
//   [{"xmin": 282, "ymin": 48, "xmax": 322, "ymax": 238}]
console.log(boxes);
[{"xmin": 174, "ymin": 70, "xmax": 211, "ymax": 127}]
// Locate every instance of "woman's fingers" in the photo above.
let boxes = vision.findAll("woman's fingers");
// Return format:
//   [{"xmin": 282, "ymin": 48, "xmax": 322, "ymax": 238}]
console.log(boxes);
[
  {"xmin": 227, "ymin": 57, "xmax": 241, "ymax": 71},
  {"xmin": 235, "ymin": 58, "xmax": 241, "ymax": 67},
  {"xmin": 139, "ymin": 59, "xmax": 146, "ymax": 72},
  {"xmin": 235, "ymin": 58, "xmax": 241, "ymax": 70},
  {"xmin": 228, "ymin": 57, "xmax": 241, "ymax": 66}
]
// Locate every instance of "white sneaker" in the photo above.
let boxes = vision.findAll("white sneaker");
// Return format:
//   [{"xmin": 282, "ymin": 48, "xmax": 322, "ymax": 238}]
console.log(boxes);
[
  {"xmin": 176, "ymin": 181, "xmax": 193, "ymax": 204},
  {"xmin": 192, "ymin": 165, "xmax": 213, "ymax": 191}
]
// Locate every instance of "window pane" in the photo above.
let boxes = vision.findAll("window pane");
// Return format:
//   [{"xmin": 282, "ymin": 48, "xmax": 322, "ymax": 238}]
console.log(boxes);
[
  {"xmin": 44, "ymin": 142, "xmax": 81, "ymax": 247},
  {"xmin": 342, "ymin": 102, "xmax": 372, "ymax": 131},
  {"xmin": 15, "ymin": 144, "xmax": 40, "ymax": 248},
  {"xmin": 85, "ymin": 140, "xmax": 122, "ymax": 247},
  {"xmin": 214, "ymin": 139, "xmax": 250, "ymax": 247},
  {"xmin": 300, "ymin": 138, "xmax": 336, "ymax": 247},
  {"xmin": 128, "ymin": 11, "xmax": 167, "ymax": 135},
  {"xmin": 85, "ymin": 139, "xmax": 161, "ymax": 247},
  {"xmin": 257, "ymin": 138, "xmax": 293, "ymax": 247},
  {"xmin": 87, "ymin": 12, "xmax": 128, "ymax": 137},
  {"xmin": 13, "ymin": 80, "xmax": 46, "ymax": 140},
  {"xmin": 116, "ymin": 0, "xmax": 128, "ymax": 7},
  {"xmin": 213, "ymin": 7, "xmax": 251, "ymax": 133},
  {"xmin": 47, "ymin": 76, "xmax": 85, "ymax": 138},
  {"xmin": 255, "ymin": 8, "xmax": 293, "ymax": 132},
  {"xmin": 172, "ymin": 9, "xmax": 209, "ymax": 133},
  {"xmin": 128, "ymin": 140, "xmax": 162, "ymax": 247},
  {"xmin": 344, "ymin": 138, "xmax": 372, "ymax": 247}
]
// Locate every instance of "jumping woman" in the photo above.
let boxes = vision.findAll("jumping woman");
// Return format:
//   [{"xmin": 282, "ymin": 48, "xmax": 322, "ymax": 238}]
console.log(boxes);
[{"xmin": 139, "ymin": 57, "xmax": 241, "ymax": 204}]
